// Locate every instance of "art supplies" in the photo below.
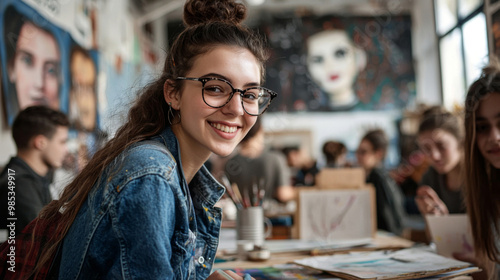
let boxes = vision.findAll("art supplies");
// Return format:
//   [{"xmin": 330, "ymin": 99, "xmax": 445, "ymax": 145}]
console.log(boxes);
[
  {"xmin": 224, "ymin": 264, "xmax": 340, "ymax": 280},
  {"xmin": 221, "ymin": 175, "xmax": 266, "ymax": 209},
  {"xmin": 217, "ymin": 269, "xmax": 236, "ymax": 280}
]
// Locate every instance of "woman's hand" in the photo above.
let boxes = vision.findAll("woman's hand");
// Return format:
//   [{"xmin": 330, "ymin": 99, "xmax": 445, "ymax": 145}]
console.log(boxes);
[
  {"xmin": 415, "ymin": 186, "xmax": 449, "ymax": 215},
  {"xmin": 207, "ymin": 270, "xmax": 254, "ymax": 280}
]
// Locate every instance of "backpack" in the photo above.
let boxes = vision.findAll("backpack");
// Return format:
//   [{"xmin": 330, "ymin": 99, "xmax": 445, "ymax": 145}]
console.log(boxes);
[{"xmin": 0, "ymin": 207, "xmax": 62, "ymax": 280}]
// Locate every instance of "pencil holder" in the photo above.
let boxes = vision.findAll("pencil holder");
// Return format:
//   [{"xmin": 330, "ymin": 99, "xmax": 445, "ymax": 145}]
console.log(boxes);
[{"xmin": 236, "ymin": 206, "xmax": 272, "ymax": 246}]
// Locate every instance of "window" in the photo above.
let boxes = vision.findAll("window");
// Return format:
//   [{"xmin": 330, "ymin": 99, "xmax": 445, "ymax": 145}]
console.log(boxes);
[{"xmin": 435, "ymin": 0, "xmax": 488, "ymax": 109}]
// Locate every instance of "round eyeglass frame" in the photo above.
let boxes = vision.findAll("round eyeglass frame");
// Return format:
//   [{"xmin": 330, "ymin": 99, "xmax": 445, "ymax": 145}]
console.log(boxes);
[{"xmin": 176, "ymin": 77, "xmax": 277, "ymax": 116}]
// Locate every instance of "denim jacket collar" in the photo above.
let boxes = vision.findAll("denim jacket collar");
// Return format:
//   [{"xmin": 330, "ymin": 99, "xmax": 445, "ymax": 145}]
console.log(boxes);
[{"xmin": 157, "ymin": 127, "xmax": 225, "ymax": 208}]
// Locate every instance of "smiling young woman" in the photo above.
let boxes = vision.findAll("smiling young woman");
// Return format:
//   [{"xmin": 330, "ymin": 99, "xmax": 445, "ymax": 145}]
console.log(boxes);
[
  {"xmin": 461, "ymin": 63, "xmax": 500, "ymax": 280},
  {"xmin": 10, "ymin": 0, "xmax": 275, "ymax": 279}
]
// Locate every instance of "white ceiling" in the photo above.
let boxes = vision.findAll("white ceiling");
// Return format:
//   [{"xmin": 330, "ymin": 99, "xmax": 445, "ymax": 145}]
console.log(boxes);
[{"xmin": 132, "ymin": 0, "xmax": 415, "ymax": 25}]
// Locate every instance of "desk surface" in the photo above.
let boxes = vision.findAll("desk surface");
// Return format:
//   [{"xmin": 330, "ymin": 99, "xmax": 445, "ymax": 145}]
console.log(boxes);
[
  {"xmin": 215, "ymin": 233, "xmax": 414, "ymax": 269},
  {"xmin": 214, "ymin": 234, "xmax": 474, "ymax": 280}
]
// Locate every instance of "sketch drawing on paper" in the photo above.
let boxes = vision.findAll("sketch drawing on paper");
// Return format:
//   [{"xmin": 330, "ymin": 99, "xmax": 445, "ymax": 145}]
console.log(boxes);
[
  {"xmin": 299, "ymin": 189, "xmax": 373, "ymax": 241},
  {"xmin": 307, "ymin": 195, "xmax": 356, "ymax": 240}
]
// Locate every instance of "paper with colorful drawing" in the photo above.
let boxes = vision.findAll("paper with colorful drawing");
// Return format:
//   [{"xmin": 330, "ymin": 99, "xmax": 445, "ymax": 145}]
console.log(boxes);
[{"xmin": 294, "ymin": 248, "xmax": 477, "ymax": 280}]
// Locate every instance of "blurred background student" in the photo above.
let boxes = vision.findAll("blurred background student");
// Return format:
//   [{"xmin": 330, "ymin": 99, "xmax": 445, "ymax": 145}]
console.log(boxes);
[
  {"xmin": 0, "ymin": 106, "xmax": 68, "ymax": 237},
  {"xmin": 225, "ymin": 118, "xmax": 296, "ymax": 207},
  {"xmin": 356, "ymin": 128, "xmax": 406, "ymax": 235},
  {"xmin": 322, "ymin": 140, "xmax": 350, "ymax": 168},
  {"xmin": 458, "ymin": 64, "xmax": 500, "ymax": 280},
  {"xmin": 415, "ymin": 106, "xmax": 466, "ymax": 216},
  {"xmin": 281, "ymin": 145, "xmax": 319, "ymax": 186}
]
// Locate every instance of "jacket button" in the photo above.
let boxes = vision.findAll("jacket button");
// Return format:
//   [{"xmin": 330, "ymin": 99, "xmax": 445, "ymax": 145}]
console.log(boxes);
[{"xmin": 198, "ymin": 256, "xmax": 205, "ymax": 264}]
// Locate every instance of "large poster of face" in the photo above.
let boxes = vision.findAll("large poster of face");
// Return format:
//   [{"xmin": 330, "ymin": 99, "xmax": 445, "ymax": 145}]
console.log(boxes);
[
  {"xmin": 492, "ymin": 9, "xmax": 500, "ymax": 59},
  {"xmin": 69, "ymin": 43, "xmax": 98, "ymax": 132},
  {"xmin": 0, "ymin": 0, "xmax": 70, "ymax": 125},
  {"xmin": 262, "ymin": 14, "xmax": 415, "ymax": 112}
]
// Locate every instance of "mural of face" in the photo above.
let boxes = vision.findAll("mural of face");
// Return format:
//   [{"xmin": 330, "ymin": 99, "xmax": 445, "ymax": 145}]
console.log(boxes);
[
  {"xmin": 306, "ymin": 29, "xmax": 366, "ymax": 110},
  {"xmin": 8, "ymin": 22, "xmax": 60, "ymax": 110},
  {"xmin": 70, "ymin": 50, "xmax": 97, "ymax": 131}
]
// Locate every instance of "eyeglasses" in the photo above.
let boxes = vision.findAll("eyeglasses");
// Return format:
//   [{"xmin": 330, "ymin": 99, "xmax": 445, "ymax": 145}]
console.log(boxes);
[{"xmin": 176, "ymin": 77, "xmax": 277, "ymax": 116}]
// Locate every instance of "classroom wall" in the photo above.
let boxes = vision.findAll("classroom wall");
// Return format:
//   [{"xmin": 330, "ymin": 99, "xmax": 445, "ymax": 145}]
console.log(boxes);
[
  {"xmin": 0, "ymin": 87, "xmax": 16, "ymax": 167},
  {"xmin": 412, "ymin": 0, "xmax": 441, "ymax": 106},
  {"xmin": 260, "ymin": 0, "xmax": 441, "ymax": 166},
  {"xmin": 0, "ymin": 0, "xmax": 444, "ymax": 167}
]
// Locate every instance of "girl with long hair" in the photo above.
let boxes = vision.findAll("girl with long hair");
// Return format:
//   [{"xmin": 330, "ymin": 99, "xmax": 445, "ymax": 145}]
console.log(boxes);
[
  {"xmin": 458, "ymin": 63, "xmax": 500, "ymax": 279},
  {"xmin": 415, "ymin": 106, "xmax": 466, "ymax": 215},
  {"xmin": 13, "ymin": 0, "xmax": 276, "ymax": 278}
]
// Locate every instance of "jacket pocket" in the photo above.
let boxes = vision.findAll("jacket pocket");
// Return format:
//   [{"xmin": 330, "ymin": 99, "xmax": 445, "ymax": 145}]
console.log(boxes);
[{"xmin": 172, "ymin": 229, "xmax": 196, "ymax": 279}]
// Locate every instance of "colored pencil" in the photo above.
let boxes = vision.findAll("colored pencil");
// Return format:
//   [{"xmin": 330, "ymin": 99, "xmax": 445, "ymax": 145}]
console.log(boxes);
[
  {"xmin": 216, "ymin": 270, "xmax": 235, "ymax": 280},
  {"xmin": 232, "ymin": 182, "xmax": 244, "ymax": 208}
]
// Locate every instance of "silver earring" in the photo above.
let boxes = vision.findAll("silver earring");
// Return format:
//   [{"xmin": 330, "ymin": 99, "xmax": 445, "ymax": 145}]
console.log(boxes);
[{"xmin": 167, "ymin": 102, "xmax": 175, "ymax": 125}]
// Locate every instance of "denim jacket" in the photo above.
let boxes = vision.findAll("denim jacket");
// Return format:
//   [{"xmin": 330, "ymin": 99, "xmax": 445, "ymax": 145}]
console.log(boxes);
[{"xmin": 58, "ymin": 128, "xmax": 225, "ymax": 279}]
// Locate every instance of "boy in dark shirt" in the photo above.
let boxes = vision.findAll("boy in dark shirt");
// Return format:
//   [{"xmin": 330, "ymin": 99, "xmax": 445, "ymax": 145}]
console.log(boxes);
[{"xmin": 0, "ymin": 106, "xmax": 69, "ymax": 237}]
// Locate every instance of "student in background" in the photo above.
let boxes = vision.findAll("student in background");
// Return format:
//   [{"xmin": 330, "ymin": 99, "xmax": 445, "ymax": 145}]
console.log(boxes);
[
  {"xmin": 322, "ymin": 140, "xmax": 350, "ymax": 168},
  {"xmin": 14, "ymin": 0, "xmax": 272, "ymax": 278},
  {"xmin": 282, "ymin": 146, "xmax": 319, "ymax": 186},
  {"xmin": 415, "ymin": 106, "xmax": 466, "ymax": 215},
  {"xmin": 356, "ymin": 129, "xmax": 406, "ymax": 235},
  {"xmin": 0, "ymin": 106, "xmax": 69, "ymax": 235},
  {"xmin": 456, "ymin": 64, "xmax": 500, "ymax": 279},
  {"xmin": 225, "ymin": 118, "xmax": 296, "ymax": 204}
]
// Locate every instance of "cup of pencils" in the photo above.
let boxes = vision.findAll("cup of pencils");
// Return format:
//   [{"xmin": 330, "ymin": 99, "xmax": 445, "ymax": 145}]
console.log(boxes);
[
  {"xmin": 220, "ymin": 176, "xmax": 272, "ymax": 245},
  {"xmin": 236, "ymin": 206, "xmax": 272, "ymax": 246}
]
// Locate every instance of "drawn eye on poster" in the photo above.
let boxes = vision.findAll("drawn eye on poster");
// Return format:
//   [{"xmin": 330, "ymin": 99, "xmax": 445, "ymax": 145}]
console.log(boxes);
[
  {"xmin": 261, "ymin": 14, "xmax": 415, "ymax": 112},
  {"xmin": 297, "ymin": 187, "xmax": 376, "ymax": 241}
]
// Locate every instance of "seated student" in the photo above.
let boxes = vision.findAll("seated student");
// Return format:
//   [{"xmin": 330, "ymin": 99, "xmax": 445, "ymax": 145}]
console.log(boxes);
[
  {"xmin": 225, "ymin": 118, "xmax": 295, "ymax": 204},
  {"xmin": 1, "ymin": 0, "xmax": 270, "ymax": 278},
  {"xmin": 415, "ymin": 106, "xmax": 466, "ymax": 215},
  {"xmin": 282, "ymin": 146, "xmax": 319, "ymax": 186},
  {"xmin": 0, "ymin": 106, "xmax": 69, "ymax": 235},
  {"xmin": 456, "ymin": 64, "xmax": 500, "ymax": 280},
  {"xmin": 356, "ymin": 129, "xmax": 406, "ymax": 235},
  {"xmin": 322, "ymin": 140, "xmax": 350, "ymax": 168}
]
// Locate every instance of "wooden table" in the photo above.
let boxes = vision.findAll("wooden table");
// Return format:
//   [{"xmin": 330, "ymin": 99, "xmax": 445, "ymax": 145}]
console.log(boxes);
[
  {"xmin": 214, "ymin": 234, "xmax": 473, "ymax": 280},
  {"xmin": 215, "ymin": 233, "xmax": 414, "ymax": 269}
]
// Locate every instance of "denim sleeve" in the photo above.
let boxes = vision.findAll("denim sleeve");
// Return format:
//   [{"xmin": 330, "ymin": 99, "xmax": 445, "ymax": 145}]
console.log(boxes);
[{"xmin": 111, "ymin": 174, "xmax": 177, "ymax": 279}]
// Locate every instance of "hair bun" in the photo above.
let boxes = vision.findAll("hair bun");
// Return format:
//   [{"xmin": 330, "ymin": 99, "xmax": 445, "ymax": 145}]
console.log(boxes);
[
  {"xmin": 481, "ymin": 59, "xmax": 500, "ymax": 77},
  {"xmin": 183, "ymin": 0, "xmax": 247, "ymax": 27}
]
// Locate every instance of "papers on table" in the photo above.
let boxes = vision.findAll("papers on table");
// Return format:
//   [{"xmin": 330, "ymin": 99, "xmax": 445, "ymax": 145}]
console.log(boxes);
[
  {"xmin": 264, "ymin": 238, "xmax": 373, "ymax": 253},
  {"xmin": 217, "ymin": 227, "xmax": 373, "ymax": 254},
  {"xmin": 294, "ymin": 248, "xmax": 480, "ymax": 280}
]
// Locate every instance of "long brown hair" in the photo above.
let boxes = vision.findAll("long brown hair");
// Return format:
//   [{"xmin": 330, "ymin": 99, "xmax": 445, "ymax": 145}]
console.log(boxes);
[
  {"xmin": 464, "ymin": 63, "xmax": 500, "ymax": 266},
  {"xmin": 417, "ymin": 105, "xmax": 466, "ymax": 185},
  {"xmin": 29, "ymin": 0, "xmax": 269, "ymax": 276}
]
